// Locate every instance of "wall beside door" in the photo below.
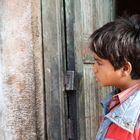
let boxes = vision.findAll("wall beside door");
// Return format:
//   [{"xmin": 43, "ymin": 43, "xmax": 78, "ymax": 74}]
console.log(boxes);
[{"xmin": 0, "ymin": 0, "xmax": 45, "ymax": 139}]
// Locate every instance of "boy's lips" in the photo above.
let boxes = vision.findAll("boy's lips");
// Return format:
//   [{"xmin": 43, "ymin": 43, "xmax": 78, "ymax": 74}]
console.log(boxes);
[
  {"xmin": 96, "ymin": 78, "xmax": 99, "ymax": 82},
  {"xmin": 94, "ymin": 74, "xmax": 99, "ymax": 82},
  {"xmin": 95, "ymin": 77, "xmax": 99, "ymax": 82},
  {"xmin": 95, "ymin": 76, "xmax": 100, "ymax": 82}
]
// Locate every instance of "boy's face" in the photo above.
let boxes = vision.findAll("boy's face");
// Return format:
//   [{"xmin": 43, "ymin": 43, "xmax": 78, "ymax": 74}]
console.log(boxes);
[{"xmin": 93, "ymin": 52, "xmax": 123, "ymax": 88}]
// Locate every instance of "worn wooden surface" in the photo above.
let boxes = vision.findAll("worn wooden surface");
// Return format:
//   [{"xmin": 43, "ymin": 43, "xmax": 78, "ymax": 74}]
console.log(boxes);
[
  {"xmin": 83, "ymin": 65, "xmax": 98, "ymax": 140},
  {"xmin": 42, "ymin": 0, "xmax": 66, "ymax": 139},
  {"xmin": 0, "ymin": 0, "xmax": 117, "ymax": 139}
]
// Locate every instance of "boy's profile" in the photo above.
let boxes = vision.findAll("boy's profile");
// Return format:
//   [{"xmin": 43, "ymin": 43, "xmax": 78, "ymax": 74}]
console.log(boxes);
[{"xmin": 90, "ymin": 15, "xmax": 140, "ymax": 139}]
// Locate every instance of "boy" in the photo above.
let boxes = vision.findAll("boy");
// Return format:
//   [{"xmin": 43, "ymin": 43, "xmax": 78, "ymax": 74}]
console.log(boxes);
[{"xmin": 90, "ymin": 15, "xmax": 140, "ymax": 140}]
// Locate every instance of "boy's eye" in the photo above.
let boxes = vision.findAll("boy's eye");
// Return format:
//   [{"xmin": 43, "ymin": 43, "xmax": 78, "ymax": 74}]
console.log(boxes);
[
  {"xmin": 97, "ymin": 61, "xmax": 102, "ymax": 65},
  {"xmin": 94, "ymin": 60, "xmax": 102, "ymax": 65}
]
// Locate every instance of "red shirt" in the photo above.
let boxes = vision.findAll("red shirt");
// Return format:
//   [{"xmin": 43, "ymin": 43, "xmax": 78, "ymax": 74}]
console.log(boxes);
[{"xmin": 106, "ymin": 84, "xmax": 140, "ymax": 140}]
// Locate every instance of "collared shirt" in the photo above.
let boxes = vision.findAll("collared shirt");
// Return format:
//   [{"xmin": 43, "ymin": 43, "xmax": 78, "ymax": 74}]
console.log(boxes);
[
  {"xmin": 105, "ymin": 83, "xmax": 140, "ymax": 139},
  {"xmin": 108, "ymin": 83, "xmax": 140, "ymax": 112}
]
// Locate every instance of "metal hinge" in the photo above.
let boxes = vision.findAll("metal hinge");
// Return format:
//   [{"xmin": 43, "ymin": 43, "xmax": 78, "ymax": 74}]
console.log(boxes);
[{"xmin": 64, "ymin": 70, "xmax": 76, "ymax": 91}]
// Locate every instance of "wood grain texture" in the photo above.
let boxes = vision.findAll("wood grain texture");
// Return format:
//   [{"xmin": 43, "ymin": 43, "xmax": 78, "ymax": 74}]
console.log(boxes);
[
  {"xmin": 42, "ymin": 0, "xmax": 66, "ymax": 139},
  {"xmin": 83, "ymin": 65, "xmax": 98, "ymax": 140}
]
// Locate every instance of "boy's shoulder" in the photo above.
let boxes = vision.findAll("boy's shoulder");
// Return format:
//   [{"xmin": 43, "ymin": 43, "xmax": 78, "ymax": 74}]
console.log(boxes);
[{"xmin": 106, "ymin": 88, "xmax": 140, "ymax": 133}]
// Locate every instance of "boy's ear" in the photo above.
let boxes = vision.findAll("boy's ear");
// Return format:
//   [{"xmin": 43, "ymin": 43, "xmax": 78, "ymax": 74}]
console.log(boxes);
[{"xmin": 122, "ymin": 62, "xmax": 132, "ymax": 76}]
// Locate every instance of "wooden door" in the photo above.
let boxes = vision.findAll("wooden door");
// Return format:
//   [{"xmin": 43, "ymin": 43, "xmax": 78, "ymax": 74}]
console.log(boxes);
[{"xmin": 42, "ymin": 0, "xmax": 116, "ymax": 139}]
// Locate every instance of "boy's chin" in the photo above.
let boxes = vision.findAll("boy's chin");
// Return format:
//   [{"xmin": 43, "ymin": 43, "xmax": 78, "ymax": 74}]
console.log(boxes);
[{"xmin": 97, "ymin": 82, "xmax": 110, "ymax": 87}]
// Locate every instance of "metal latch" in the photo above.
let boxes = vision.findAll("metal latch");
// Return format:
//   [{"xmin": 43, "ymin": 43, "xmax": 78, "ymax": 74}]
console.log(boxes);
[{"xmin": 65, "ymin": 70, "xmax": 76, "ymax": 91}]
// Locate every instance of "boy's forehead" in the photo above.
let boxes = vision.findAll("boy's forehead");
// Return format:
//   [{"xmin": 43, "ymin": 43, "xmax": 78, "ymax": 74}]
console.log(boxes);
[
  {"xmin": 93, "ymin": 52, "xmax": 102, "ymax": 60},
  {"xmin": 93, "ymin": 52, "xmax": 110, "ymax": 63}
]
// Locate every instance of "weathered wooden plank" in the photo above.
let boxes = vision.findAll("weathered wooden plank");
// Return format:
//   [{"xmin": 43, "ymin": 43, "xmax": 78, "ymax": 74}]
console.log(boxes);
[
  {"xmin": 81, "ymin": 0, "xmax": 96, "ymax": 38},
  {"xmin": 95, "ymin": 0, "xmax": 116, "ymax": 28},
  {"xmin": 42, "ymin": 0, "xmax": 66, "ymax": 139},
  {"xmin": 83, "ymin": 65, "xmax": 97, "ymax": 140},
  {"xmin": 0, "ymin": 0, "xmax": 40, "ymax": 139},
  {"xmin": 74, "ymin": 0, "xmax": 87, "ymax": 139}
]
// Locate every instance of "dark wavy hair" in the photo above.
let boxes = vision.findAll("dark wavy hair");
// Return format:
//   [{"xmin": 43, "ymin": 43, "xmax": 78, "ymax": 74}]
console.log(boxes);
[{"xmin": 90, "ymin": 15, "xmax": 140, "ymax": 79}]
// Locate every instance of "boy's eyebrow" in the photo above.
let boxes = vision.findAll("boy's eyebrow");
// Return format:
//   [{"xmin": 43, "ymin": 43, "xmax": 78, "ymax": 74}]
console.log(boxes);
[{"xmin": 94, "ymin": 57, "xmax": 102, "ymax": 62}]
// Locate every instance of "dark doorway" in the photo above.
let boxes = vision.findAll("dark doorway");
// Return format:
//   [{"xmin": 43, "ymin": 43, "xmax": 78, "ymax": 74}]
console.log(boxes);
[{"xmin": 116, "ymin": 0, "xmax": 140, "ymax": 17}]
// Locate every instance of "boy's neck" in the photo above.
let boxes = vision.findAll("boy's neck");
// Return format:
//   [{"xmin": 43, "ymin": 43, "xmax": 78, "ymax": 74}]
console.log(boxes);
[{"xmin": 120, "ymin": 79, "xmax": 140, "ymax": 91}]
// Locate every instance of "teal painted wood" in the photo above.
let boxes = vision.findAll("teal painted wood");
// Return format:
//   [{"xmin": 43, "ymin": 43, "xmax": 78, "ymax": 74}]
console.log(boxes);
[{"xmin": 42, "ymin": 0, "xmax": 66, "ymax": 139}]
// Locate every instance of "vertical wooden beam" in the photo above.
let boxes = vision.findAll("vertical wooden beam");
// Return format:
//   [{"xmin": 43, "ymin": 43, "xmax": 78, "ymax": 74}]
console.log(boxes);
[
  {"xmin": 42, "ymin": 0, "xmax": 66, "ymax": 139},
  {"xmin": 83, "ymin": 65, "xmax": 98, "ymax": 140}
]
